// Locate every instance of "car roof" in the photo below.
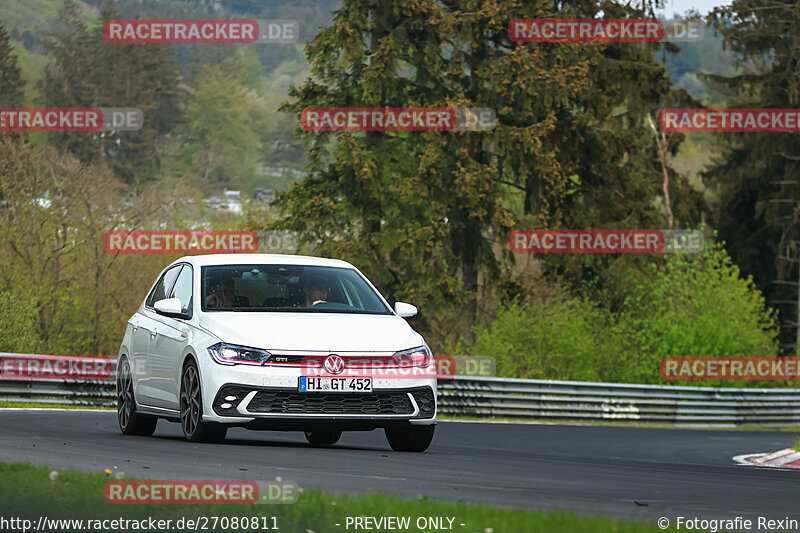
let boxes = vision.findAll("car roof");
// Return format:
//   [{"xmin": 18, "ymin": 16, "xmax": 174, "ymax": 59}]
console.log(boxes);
[{"xmin": 172, "ymin": 254, "xmax": 356, "ymax": 269}]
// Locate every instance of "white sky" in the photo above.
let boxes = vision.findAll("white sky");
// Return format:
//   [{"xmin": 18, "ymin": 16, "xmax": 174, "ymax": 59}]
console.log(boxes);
[{"xmin": 656, "ymin": 0, "xmax": 729, "ymax": 17}]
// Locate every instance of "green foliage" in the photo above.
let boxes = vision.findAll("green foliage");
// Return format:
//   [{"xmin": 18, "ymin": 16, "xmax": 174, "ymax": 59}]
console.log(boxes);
[
  {"xmin": 186, "ymin": 64, "xmax": 260, "ymax": 187},
  {"xmin": 42, "ymin": 1, "xmax": 185, "ymax": 184},
  {"xmin": 0, "ymin": 135, "xmax": 186, "ymax": 356},
  {"xmin": 460, "ymin": 243, "xmax": 779, "ymax": 385},
  {"xmin": 0, "ymin": 21, "xmax": 25, "ymax": 105},
  {"xmin": 616, "ymin": 242, "xmax": 779, "ymax": 384},
  {"xmin": 275, "ymin": 0, "xmax": 695, "ymax": 347},
  {"xmin": 0, "ymin": 288, "xmax": 42, "ymax": 353},
  {"xmin": 461, "ymin": 296, "xmax": 621, "ymax": 382},
  {"xmin": 0, "ymin": 461, "xmax": 667, "ymax": 532},
  {"xmin": 702, "ymin": 0, "xmax": 800, "ymax": 349}
]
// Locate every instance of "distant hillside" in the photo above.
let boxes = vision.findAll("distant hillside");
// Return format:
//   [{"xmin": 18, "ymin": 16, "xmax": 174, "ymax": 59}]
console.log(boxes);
[
  {"xmin": 1, "ymin": 0, "xmax": 340, "ymax": 104},
  {"xmin": 655, "ymin": 19, "xmax": 738, "ymax": 104}
]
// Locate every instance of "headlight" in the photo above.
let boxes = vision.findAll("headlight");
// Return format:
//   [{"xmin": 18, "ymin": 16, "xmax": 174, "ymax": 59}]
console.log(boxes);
[
  {"xmin": 392, "ymin": 345, "xmax": 431, "ymax": 368},
  {"xmin": 208, "ymin": 342, "xmax": 272, "ymax": 366}
]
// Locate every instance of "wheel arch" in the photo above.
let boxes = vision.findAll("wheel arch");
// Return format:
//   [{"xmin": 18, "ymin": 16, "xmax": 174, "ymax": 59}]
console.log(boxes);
[{"xmin": 181, "ymin": 351, "xmax": 198, "ymax": 371}]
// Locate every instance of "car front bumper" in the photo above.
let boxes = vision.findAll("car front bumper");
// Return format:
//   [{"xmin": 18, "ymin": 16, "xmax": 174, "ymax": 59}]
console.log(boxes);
[{"xmin": 199, "ymin": 359, "xmax": 437, "ymax": 429}]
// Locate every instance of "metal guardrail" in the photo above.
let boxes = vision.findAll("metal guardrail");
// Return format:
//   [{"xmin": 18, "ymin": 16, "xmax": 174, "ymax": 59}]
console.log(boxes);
[
  {"xmin": 3, "ymin": 372, "xmax": 800, "ymax": 427},
  {"xmin": 0, "ymin": 355, "xmax": 118, "ymax": 407},
  {"xmin": 0, "ymin": 378, "xmax": 117, "ymax": 407},
  {"xmin": 438, "ymin": 376, "xmax": 800, "ymax": 427}
]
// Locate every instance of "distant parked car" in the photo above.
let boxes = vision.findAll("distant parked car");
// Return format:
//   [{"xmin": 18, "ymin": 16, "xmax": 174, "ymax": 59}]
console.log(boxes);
[{"xmin": 254, "ymin": 188, "xmax": 276, "ymax": 202}]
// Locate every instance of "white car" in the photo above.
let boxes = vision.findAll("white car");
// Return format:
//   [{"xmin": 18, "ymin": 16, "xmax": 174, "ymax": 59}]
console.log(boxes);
[{"xmin": 116, "ymin": 254, "xmax": 437, "ymax": 452}]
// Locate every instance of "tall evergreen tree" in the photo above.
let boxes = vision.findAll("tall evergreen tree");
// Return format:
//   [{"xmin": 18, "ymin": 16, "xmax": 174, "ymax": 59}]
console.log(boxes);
[
  {"xmin": 0, "ymin": 21, "xmax": 24, "ymax": 106},
  {"xmin": 43, "ymin": 0, "xmax": 185, "ymax": 185},
  {"xmin": 276, "ymin": 0, "xmax": 696, "ymax": 344},
  {"xmin": 704, "ymin": 0, "xmax": 800, "ymax": 348}
]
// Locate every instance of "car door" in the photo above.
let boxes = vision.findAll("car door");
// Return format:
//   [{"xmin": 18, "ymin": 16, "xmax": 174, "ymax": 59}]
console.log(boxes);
[
  {"xmin": 128, "ymin": 313, "xmax": 152, "ymax": 401},
  {"xmin": 135, "ymin": 264, "xmax": 182, "ymax": 406},
  {"xmin": 148, "ymin": 264, "xmax": 193, "ymax": 410}
]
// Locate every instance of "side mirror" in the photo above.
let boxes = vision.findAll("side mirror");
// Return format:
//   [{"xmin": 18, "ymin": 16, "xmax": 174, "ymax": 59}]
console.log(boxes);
[
  {"xmin": 394, "ymin": 302, "xmax": 418, "ymax": 319},
  {"xmin": 153, "ymin": 298, "xmax": 187, "ymax": 318}
]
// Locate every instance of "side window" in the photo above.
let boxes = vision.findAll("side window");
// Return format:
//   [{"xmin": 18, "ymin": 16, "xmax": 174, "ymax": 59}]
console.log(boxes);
[
  {"xmin": 145, "ymin": 265, "xmax": 182, "ymax": 308},
  {"xmin": 169, "ymin": 265, "xmax": 193, "ymax": 315}
]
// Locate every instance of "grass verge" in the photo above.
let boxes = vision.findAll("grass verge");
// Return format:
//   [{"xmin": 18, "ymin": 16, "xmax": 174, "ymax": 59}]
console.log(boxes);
[{"xmin": 0, "ymin": 462, "xmax": 673, "ymax": 533}]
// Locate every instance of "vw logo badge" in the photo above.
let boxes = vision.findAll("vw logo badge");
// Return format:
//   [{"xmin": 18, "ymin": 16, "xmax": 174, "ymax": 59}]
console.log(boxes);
[{"xmin": 323, "ymin": 355, "xmax": 345, "ymax": 375}]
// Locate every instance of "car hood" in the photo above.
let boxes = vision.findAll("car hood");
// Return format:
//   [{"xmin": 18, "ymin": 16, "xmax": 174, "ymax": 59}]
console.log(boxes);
[{"xmin": 197, "ymin": 312, "xmax": 423, "ymax": 352}]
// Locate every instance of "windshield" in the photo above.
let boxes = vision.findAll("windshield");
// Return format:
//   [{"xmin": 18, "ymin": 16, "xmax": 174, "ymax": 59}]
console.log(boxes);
[{"xmin": 200, "ymin": 264, "xmax": 392, "ymax": 315}]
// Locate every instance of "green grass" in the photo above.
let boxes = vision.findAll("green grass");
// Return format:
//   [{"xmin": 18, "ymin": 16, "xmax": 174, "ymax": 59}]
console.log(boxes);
[{"xmin": 0, "ymin": 462, "xmax": 673, "ymax": 533}]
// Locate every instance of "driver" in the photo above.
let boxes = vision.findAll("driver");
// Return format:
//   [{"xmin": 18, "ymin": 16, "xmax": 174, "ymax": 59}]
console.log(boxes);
[
  {"xmin": 206, "ymin": 276, "xmax": 249, "ymax": 308},
  {"xmin": 302, "ymin": 274, "xmax": 331, "ymax": 307}
]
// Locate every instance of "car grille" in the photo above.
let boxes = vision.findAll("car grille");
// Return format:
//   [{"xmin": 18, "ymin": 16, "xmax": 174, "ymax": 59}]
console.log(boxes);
[
  {"xmin": 247, "ymin": 390, "xmax": 414, "ymax": 415},
  {"xmin": 213, "ymin": 385, "xmax": 435, "ymax": 417}
]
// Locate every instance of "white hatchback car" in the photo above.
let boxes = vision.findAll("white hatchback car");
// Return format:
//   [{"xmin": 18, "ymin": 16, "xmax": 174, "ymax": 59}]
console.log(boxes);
[{"xmin": 116, "ymin": 254, "xmax": 437, "ymax": 452}]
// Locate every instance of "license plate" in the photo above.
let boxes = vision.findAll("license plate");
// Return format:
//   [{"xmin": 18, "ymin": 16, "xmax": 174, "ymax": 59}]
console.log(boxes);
[{"xmin": 298, "ymin": 376, "xmax": 372, "ymax": 392}]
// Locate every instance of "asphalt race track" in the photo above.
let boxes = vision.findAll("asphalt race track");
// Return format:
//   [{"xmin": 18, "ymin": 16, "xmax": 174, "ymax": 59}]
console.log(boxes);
[{"xmin": 0, "ymin": 410, "xmax": 798, "ymax": 522}]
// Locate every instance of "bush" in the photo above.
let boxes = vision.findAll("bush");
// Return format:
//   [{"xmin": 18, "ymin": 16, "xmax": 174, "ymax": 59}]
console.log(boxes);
[
  {"xmin": 459, "ymin": 243, "xmax": 780, "ymax": 385},
  {"xmin": 0, "ymin": 288, "xmax": 41, "ymax": 353},
  {"xmin": 614, "ymin": 242, "xmax": 779, "ymax": 385},
  {"xmin": 460, "ymin": 293, "xmax": 624, "ymax": 382}
]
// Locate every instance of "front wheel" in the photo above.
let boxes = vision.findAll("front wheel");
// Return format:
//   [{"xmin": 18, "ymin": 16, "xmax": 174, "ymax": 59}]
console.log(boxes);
[
  {"xmin": 117, "ymin": 358, "xmax": 157, "ymax": 436},
  {"xmin": 180, "ymin": 360, "xmax": 227, "ymax": 443},
  {"xmin": 304, "ymin": 430, "xmax": 342, "ymax": 446},
  {"xmin": 385, "ymin": 425, "xmax": 435, "ymax": 452}
]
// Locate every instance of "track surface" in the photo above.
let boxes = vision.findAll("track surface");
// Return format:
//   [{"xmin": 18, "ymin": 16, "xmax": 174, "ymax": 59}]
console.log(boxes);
[{"xmin": 0, "ymin": 410, "xmax": 798, "ymax": 521}]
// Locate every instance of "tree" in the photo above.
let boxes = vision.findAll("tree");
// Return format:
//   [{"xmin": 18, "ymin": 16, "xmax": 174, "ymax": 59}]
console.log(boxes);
[
  {"xmin": 275, "ymin": 0, "xmax": 700, "ymax": 347},
  {"xmin": 0, "ymin": 21, "xmax": 24, "ymax": 106},
  {"xmin": 703, "ymin": 0, "xmax": 800, "ymax": 349},
  {"xmin": 186, "ymin": 64, "xmax": 260, "ymax": 188},
  {"xmin": 0, "ymin": 135, "xmax": 176, "ymax": 355},
  {"xmin": 43, "ymin": 1, "xmax": 185, "ymax": 185}
]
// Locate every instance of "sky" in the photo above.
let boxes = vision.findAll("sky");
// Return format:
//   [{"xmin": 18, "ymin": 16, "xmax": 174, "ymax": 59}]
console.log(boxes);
[{"xmin": 656, "ymin": 0, "xmax": 729, "ymax": 17}]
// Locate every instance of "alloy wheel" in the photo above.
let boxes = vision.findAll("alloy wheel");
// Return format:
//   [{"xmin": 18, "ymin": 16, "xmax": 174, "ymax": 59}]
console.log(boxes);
[{"xmin": 180, "ymin": 364, "xmax": 202, "ymax": 436}]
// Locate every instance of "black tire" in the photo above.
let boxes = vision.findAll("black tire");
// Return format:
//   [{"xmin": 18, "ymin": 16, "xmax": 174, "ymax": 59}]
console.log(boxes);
[
  {"xmin": 304, "ymin": 430, "xmax": 342, "ymax": 446},
  {"xmin": 117, "ymin": 358, "xmax": 157, "ymax": 436},
  {"xmin": 385, "ymin": 425, "xmax": 435, "ymax": 452},
  {"xmin": 180, "ymin": 359, "xmax": 228, "ymax": 444}
]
